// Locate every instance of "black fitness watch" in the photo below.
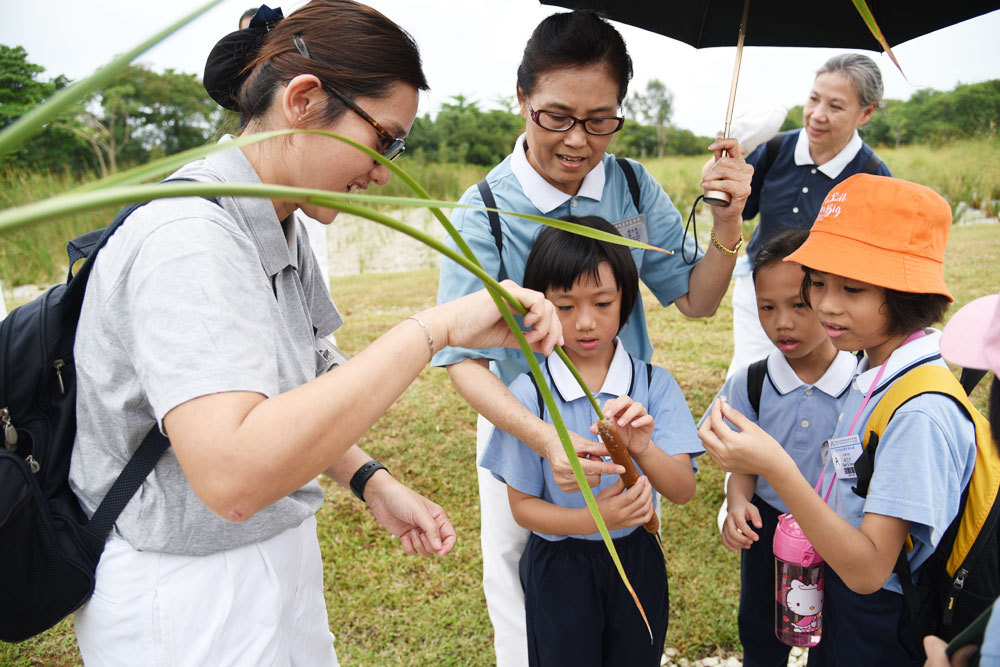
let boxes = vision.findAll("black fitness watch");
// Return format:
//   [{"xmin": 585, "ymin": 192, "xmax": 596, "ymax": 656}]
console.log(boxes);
[{"xmin": 349, "ymin": 459, "xmax": 389, "ymax": 502}]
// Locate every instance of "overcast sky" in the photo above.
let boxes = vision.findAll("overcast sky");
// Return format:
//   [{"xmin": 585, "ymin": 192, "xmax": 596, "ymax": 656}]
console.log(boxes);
[{"xmin": 5, "ymin": 1, "xmax": 1000, "ymax": 137}]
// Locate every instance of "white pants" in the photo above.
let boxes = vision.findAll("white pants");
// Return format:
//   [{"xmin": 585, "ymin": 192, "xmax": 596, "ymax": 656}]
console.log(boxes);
[
  {"xmin": 478, "ymin": 414, "xmax": 531, "ymax": 667},
  {"xmin": 726, "ymin": 272, "xmax": 776, "ymax": 379},
  {"xmin": 74, "ymin": 515, "xmax": 338, "ymax": 667}
]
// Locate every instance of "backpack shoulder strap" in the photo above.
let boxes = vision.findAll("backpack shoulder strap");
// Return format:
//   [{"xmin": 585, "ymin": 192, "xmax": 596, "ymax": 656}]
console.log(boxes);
[
  {"xmin": 855, "ymin": 365, "xmax": 998, "ymax": 573},
  {"xmin": 616, "ymin": 157, "xmax": 641, "ymax": 212},
  {"xmin": 86, "ymin": 428, "xmax": 170, "ymax": 542},
  {"xmin": 525, "ymin": 370, "xmax": 545, "ymax": 419},
  {"xmin": 746, "ymin": 358, "xmax": 769, "ymax": 416},
  {"xmin": 764, "ymin": 131, "xmax": 789, "ymax": 171},
  {"xmin": 478, "ymin": 179, "xmax": 502, "ymax": 256},
  {"xmin": 862, "ymin": 149, "xmax": 885, "ymax": 175}
]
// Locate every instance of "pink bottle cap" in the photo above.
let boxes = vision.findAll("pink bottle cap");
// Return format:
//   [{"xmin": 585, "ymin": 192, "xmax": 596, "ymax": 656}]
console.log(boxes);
[{"xmin": 773, "ymin": 513, "xmax": 824, "ymax": 566}]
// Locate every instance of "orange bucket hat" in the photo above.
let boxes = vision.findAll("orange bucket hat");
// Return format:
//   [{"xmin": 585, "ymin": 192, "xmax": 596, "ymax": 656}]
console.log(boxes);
[{"xmin": 784, "ymin": 173, "xmax": 953, "ymax": 300}]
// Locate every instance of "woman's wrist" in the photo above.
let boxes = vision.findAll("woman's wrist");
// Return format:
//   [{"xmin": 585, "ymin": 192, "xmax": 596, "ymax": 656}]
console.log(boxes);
[{"xmin": 709, "ymin": 224, "xmax": 744, "ymax": 255}]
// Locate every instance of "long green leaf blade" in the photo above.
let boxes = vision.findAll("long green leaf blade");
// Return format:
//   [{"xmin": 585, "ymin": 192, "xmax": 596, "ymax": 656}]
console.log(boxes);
[
  {"xmin": 852, "ymin": 0, "xmax": 904, "ymax": 74},
  {"xmin": 0, "ymin": 0, "xmax": 227, "ymax": 158}
]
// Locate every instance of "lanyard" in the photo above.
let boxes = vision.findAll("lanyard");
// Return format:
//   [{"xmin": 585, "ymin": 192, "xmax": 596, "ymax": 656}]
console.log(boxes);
[{"xmin": 816, "ymin": 330, "xmax": 927, "ymax": 501}]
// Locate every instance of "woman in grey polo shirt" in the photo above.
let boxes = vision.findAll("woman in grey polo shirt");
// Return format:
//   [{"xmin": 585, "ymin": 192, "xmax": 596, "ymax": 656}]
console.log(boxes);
[{"xmin": 68, "ymin": 3, "xmax": 561, "ymax": 665}]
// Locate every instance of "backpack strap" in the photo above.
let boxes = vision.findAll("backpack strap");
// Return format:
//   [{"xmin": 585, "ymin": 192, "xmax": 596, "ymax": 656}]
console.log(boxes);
[
  {"xmin": 65, "ymin": 178, "xmax": 212, "ymax": 285},
  {"xmin": 960, "ymin": 368, "xmax": 989, "ymax": 396},
  {"xmin": 746, "ymin": 358, "xmax": 769, "ymax": 416},
  {"xmin": 478, "ymin": 179, "xmax": 502, "ymax": 257},
  {"xmin": 526, "ymin": 369, "xmax": 545, "ymax": 418},
  {"xmin": 86, "ymin": 428, "xmax": 170, "ymax": 541},
  {"xmin": 853, "ymin": 365, "xmax": 999, "ymax": 574},
  {"xmin": 862, "ymin": 149, "xmax": 885, "ymax": 175},
  {"xmin": 615, "ymin": 157, "xmax": 641, "ymax": 212},
  {"xmin": 764, "ymin": 131, "xmax": 789, "ymax": 171}
]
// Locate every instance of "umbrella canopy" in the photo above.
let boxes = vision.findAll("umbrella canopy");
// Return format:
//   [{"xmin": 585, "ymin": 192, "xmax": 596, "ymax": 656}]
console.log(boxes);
[
  {"xmin": 539, "ymin": 0, "xmax": 1000, "ymax": 205},
  {"xmin": 539, "ymin": 1, "xmax": 1000, "ymax": 50}
]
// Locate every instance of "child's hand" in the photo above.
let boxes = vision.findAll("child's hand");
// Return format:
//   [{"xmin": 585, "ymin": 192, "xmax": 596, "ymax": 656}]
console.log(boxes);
[
  {"xmin": 720, "ymin": 497, "xmax": 762, "ymax": 553},
  {"xmin": 699, "ymin": 398, "xmax": 790, "ymax": 478},
  {"xmin": 592, "ymin": 395, "xmax": 654, "ymax": 457},
  {"xmin": 594, "ymin": 477, "xmax": 654, "ymax": 531}
]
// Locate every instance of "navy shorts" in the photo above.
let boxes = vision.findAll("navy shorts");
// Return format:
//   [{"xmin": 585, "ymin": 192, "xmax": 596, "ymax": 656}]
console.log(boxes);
[{"xmin": 519, "ymin": 528, "xmax": 669, "ymax": 667}]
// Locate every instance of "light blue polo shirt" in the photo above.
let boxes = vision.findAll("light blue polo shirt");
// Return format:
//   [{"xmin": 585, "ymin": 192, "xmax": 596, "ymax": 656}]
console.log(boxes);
[
  {"xmin": 703, "ymin": 349, "xmax": 857, "ymax": 513},
  {"xmin": 822, "ymin": 329, "xmax": 977, "ymax": 593},
  {"xmin": 433, "ymin": 134, "xmax": 702, "ymax": 386},
  {"xmin": 479, "ymin": 340, "xmax": 704, "ymax": 542}
]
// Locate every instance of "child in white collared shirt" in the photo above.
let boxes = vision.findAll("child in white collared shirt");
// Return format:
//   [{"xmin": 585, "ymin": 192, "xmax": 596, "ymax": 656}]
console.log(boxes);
[
  {"xmin": 700, "ymin": 175, "xmax": 977, "ymax": 665},
  {"xmin": 706, "ymin": 229, "xmax": 857, "ymax": 667},
  {"xmin": 480, "ymin": 216, "xmax": 702, "ymax": 667}
]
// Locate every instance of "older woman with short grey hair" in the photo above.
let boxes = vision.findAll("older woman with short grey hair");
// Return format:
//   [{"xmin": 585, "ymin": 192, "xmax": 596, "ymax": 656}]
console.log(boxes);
[{"xmin": 726, "ymin": 52, "xmax": 893, "ymax": 377}]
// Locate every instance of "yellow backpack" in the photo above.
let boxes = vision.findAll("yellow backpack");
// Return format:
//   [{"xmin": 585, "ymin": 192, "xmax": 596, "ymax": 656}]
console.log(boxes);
[{"xmin": 852, "ymin": 364, "xmax": 1000, "ymax": 642}]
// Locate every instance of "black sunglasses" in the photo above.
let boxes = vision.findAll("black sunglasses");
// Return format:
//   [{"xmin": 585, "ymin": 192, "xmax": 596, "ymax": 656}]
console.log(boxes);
[{"xmin": 293, "ymin": 34, "xmax": 405, "ymax": 161}]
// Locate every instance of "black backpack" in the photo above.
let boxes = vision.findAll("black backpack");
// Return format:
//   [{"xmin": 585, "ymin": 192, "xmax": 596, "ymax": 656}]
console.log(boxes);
[{"xmin": 0, "ymin": 187, "xmax": 209, "ymax": 642}]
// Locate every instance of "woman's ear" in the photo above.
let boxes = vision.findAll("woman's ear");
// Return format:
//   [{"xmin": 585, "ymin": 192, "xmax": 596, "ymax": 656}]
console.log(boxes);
[
  {"xmin": 858, "ymin": 102, "xmax": 877, "ymax": 127},
  {"xmin": 281, "ymin": 74, "xmax": 327, "ymax": 126},
  {"xmin": 516, "ymin": 85, "xmax": 529, "ymax": 118}
]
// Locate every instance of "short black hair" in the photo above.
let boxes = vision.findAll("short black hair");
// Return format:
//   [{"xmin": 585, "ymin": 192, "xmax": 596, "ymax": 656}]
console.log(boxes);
[
  {"xmin": 517, "ymin": 10, "xmax": 633, "ymax": 105},
  {"xmin": 800, "ymin": 268, "xmax": 951, "ymax": 337},
  {"xmin": 752, "ymin": 229, "xmax": 810, "ymax": 284},
  {"xmin": 523, "ymin": 215, "xmax": 638, "ymax": 333}
]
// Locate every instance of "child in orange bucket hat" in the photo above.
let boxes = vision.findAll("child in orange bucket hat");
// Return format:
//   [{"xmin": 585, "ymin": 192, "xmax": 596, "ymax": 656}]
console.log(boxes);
[{"xmin": 699, "ymin": 173, "xmax": 978, "ymax": 664}]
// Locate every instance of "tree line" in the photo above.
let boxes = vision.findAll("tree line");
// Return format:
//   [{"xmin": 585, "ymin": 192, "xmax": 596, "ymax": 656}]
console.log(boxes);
[{"xmin": 2, "ymin": 43, "xmax": 998, "ymax": 175}]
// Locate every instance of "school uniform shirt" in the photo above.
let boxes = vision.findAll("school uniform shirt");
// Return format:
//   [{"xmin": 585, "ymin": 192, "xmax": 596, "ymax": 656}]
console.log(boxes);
[
  {"xmin": 743, "ymin": 128, "xmax": 891, "ymax": 262},
  {"xmin": 70, "ymin": 146, "xmax": 342, "ymax": 556},
  {"xmin": 705, "ymin": 349, "xmax": 857, "ymax": 513},
  {"xmin": 478, "ymin": 340, "xmax": 704, "ymax": 542},
  {"xmin": 432, "ymin": 134, "xmax": 702, "ymax": 386},
  {"xmin": 823, "ymin": 329, "xmax": 977, "ymax": 593}
]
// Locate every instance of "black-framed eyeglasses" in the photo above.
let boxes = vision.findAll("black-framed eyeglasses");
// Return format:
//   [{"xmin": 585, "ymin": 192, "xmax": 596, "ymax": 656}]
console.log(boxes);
[
  {"xmin": 293, "ymin": 34, "xmax": 405, "ymax": 161},
  {"xmin": 526, "ymin": 99, "xmax": 624, "ymax": 136}
]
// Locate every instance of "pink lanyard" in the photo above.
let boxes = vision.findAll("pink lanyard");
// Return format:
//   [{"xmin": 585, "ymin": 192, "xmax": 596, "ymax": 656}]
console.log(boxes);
[{"xmin": 815, "ymin": 330, "xmax": 927, "ymax": 502}]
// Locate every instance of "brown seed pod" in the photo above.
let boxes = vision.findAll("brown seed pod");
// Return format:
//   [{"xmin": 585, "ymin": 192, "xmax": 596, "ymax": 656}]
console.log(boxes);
[{"xmin": 596, "ymin": 418, "xmax": 659, "ymax": 534}]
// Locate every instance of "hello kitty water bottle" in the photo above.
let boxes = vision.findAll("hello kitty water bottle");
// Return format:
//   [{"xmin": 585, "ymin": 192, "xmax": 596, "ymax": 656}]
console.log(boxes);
[{"xmin": 773, "ymin": 513, "xmax": 824, "ymax": 647}]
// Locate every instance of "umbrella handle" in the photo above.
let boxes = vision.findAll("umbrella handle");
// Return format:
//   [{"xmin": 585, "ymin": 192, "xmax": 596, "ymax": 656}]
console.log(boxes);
[{"xmin": 704, "ymin": 0, "xmax": 750, "ymax": 208}]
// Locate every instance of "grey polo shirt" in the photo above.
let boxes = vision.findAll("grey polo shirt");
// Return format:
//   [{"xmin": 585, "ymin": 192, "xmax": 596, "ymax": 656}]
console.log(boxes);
[{"xmin": 69, "ymin": 146, "xmax": 342, "ymax": 555}]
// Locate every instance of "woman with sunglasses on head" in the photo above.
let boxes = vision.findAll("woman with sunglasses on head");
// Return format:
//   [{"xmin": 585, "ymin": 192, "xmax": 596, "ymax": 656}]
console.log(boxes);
[
  {"xmin": 67, "ymin": 2, "xmax": 562, "ymax": 665},
  {"xmin": 432, "ymin": 10, "xmax": 752, "ymax": 666}
]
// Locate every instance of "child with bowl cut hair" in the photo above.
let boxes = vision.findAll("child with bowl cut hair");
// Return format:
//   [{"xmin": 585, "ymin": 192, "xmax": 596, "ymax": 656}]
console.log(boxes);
[
  {"xmin": 700, "ymin": 174, "xmax": 976, "ymax": 664},
  {"xmin": 479, "ymin": 216, "xmax": 703, "ymax": 667}
]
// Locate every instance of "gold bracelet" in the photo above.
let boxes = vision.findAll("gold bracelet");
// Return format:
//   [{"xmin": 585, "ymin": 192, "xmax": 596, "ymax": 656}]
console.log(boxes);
[
  {"xmin": 407, "ymin": 316, "xmax": 435, "ymax": 361},
  {"xmin": 711, "ymin": 228, "xmax": 744, "ymax": 256}
]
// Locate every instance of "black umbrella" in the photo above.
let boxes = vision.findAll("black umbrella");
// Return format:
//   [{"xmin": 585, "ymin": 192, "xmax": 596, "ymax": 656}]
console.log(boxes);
[{"xmin": 540, "ymin": 0, "xmax": 1000, "ymax": 204}]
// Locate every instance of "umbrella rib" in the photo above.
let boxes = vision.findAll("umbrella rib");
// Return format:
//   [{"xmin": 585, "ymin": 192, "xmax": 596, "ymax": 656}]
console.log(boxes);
[{"xmin": 696, "ymin": 0, "xmax": 712, "ymax": 48}]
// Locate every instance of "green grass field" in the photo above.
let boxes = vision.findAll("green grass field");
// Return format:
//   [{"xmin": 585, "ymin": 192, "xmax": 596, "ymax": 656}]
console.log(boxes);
[{"xmin": 0, "ymin": 144, "xmax": 997, "ymax": 665}]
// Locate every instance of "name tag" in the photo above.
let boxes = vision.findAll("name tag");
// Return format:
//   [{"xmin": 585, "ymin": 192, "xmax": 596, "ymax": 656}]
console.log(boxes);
[
  {"xmin": 824, "ymin": 434, "xmax": 863, "ymax": 479},
  {"xmin": 613, "ymin": 213, "xmax": 649, "ymax": 245}
]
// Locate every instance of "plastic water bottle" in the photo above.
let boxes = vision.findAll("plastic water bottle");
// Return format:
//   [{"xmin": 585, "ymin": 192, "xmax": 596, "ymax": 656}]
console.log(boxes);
[{"xmin": 773, "ymin": 513, "xmax": 824, "ymax": 647}]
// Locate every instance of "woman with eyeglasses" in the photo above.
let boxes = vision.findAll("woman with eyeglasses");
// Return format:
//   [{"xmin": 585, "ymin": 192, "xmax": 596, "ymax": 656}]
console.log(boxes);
[
  {"xmin": 68, "ymin": 2, "xmax": 562, "ymax": 665},
  {"xmin": 432, "ymin": 9, "xmax": 752, "ymax": 666}
]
